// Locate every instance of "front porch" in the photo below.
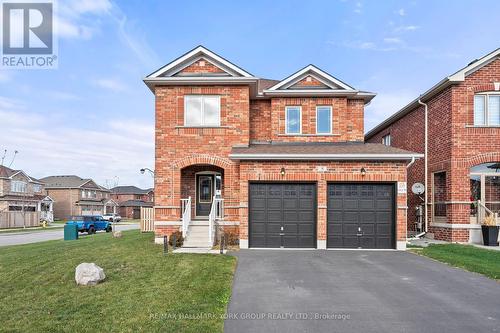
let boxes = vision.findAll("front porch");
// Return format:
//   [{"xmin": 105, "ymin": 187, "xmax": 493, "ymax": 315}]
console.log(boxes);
[
  {"xmin": 154, "ymin": 161, "xmax": 238, "ymax": 248},
  {"xmin": 429, "ymin": 161, "xmax": 500, "ymax": 244}
]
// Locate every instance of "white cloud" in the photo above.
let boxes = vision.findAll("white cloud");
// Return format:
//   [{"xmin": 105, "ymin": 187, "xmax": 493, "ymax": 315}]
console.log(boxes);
[
  {"xmin": 364, "ymin": 90, "xmax": 417, "ymax": 132},
  {"xmin": 383, "ymin": 37, "xmax": 402, "ymax": 44},
  {"xmin": 354, "ymin": 2, "xmax": 362, "ymax": 14},
  {"xmin": 0, "ymin": 98, "xmax": 154, "ymax": 188},
  {"xmin": 394, "ymin": 25, "xmax": 420, "ymax": 33},
  {"xmin": 398, "ymin": 9, "xmax": 406, "ymax": 16},
  {"xmin": 92, "ymin": 78, "xmax": 128, "ymax": 92}
]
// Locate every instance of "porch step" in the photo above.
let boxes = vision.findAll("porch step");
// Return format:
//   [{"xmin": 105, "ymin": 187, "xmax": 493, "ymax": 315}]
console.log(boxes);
[{"xmin": 182, "ymin": 223, "xmax": 211, "ymax": 248}]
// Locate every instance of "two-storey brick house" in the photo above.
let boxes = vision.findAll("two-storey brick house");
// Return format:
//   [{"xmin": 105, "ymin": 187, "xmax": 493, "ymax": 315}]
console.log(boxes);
[
  {"xmin": 111, "ymin": 186, "xmax": 154, "ymax": 219},
  {"xmin": 366, "ymin": 48, "xmax": 500, "ymax": 243},
  {"xmin": 0, "ymin": 165, "xmax": 54, "ymax": 227},
  {"xmin": 145, "ymin": 46, "xmax": 422, "ymax": 250},
  {"xmin": 41, "ymin": 175, "xmax": 117, "ymax": 220}
]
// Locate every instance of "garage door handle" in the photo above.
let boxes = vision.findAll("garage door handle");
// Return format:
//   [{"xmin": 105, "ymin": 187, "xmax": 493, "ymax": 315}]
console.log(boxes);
[
  {"xmin": 357, "ymin": 233, "xmax": 363, "ymax": 237},
  {"xmin": 279, "ymin": 233, "xmax": 285, "ymax": 236}
]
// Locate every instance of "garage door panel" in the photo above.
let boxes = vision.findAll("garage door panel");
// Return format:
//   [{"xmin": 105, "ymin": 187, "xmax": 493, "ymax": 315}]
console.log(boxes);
[
  {"xmin": 359, "ymin": 211, "xmax": 375, "ymax": 223},
  {"xmin": 376, "ymin": 199, "xmax": 392, "ymax": 210},
  {"xmin": 359, "ymin": 199, "xmax": 375, "ymax": 210},
  {"xmin": 343, "ymin": 211, "xmax": 358, "ymax": 223},
  {"xmin": 267, "ymin": 198, "xmax": 282, "ymax": 210},
  {"xmin": 298, "ymin": 211, "xmax": 314, "ymax": 221},
  {"xmin": 342, "ymin": 224, "xmax": 359, "ymax": 235},
  {"xmin": 360, "ymin": 223, "xmax": 375, "ymax": 235},
  {"xmin": 283, "ymin": 198, "xmax": 297, "ymax": 209},
  {"xmin": 327, "ymin": 183, "xmax": 394, "ymax": 249},
  {"xmin": 343, "ymin": 199, "xmax": 358, "ymax": 210},
  {"xmin": 360, "ymin": 236, "xmax": 376, "ymax": 248},
  {"xmin": 249, "ymin": 183, "xmax": 316, "ymax": 248}
]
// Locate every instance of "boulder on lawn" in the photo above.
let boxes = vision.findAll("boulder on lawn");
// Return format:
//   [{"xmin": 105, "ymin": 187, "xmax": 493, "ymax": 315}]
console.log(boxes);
[
  {"xmin": 75, "ymin": 263, "xmax": 105, "ymax": 286},
  {"xmin": 113, "ymin": 231, "xmax": 122, "ymax": 238}
]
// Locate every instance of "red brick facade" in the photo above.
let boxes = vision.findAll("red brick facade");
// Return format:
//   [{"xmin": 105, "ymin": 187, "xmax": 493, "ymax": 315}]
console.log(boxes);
[
  {"xmin": 367, "ymin": 57, "xmax": 500, "ymax": 242},
  {"xmin": 148, "ymin": 47, "xmax": 414, "ymax": 249}
]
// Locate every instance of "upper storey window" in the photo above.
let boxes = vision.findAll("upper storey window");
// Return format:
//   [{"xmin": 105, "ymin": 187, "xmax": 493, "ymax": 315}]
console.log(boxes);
[
  {"xmin": 474, "ymin": 93, "xmax": 500, "ymax": 126},
  {"xmin": 184, "ymin": 95, "xmax": 220, "ymax": 127},
  {"xmin": 285, "ymin": 106, "xmax": 301, "ymax": 134},
  {"xmin": 382, "ymin": 134, "xmax": 391, "ymax": 146},
  {"xmin": 316, "ymin": 106, "xmax": 332, "ymax": 134}
]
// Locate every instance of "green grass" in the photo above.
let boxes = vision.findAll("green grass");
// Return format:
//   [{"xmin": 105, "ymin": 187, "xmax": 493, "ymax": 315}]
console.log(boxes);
[
  {"xmin": 0, "ymin": 230, "xmax": 236, "ymax": 333},
  {"xmin": 418, "ymin": 244, "xmax": 500, "ymax": 280}
]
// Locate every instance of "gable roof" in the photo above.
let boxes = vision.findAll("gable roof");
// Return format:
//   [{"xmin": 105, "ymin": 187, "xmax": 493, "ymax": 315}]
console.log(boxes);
[
  {"xmin": 365, "ymin": 48, "xmax": 500, "ymax": 140},
  {"xmin": 262, "ymin": 64, "xmax": 375, "ymax": 103},
  {"xmin": 40, "ymin": 175, "xmax": 102, "ymax": 189},
  {"xmin": 143, "ymin": 46, "xmax": 373, "ymax": 102},
  {"xmin": 267, "ymin": 64, "xmax": 355, "ymax": 91},
  {"xmin": 111, "ymin": 185, "xmax": 150, "ymax": 195},
  {"xmin": 0, "ymin": 165, "xmax": 42, "ymax": 183}
]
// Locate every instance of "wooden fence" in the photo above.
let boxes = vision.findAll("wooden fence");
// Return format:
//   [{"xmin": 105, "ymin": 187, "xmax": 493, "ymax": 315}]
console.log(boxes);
[
  {"xmin": 140, "ymin": 207, "xmax": 154, "ymax": 232},
  {"xmin": 0, "ymin": 211, "xmax": 40, "ymax": 229}
]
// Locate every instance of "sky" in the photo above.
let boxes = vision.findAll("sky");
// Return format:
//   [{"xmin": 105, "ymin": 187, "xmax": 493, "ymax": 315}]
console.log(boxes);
[{"xmin": 0, "ymin": 0, "xmax": 499, "ymax": 189}]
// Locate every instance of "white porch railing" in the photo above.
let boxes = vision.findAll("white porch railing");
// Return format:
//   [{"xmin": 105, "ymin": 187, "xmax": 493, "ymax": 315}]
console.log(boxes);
[
  {"xmin": 208, "ymin": 196, "xmax": 224, "ymax": 245},
  {"xmin": 476, "ymin": 199, "xmax": 499, "ymax": 225},
  {"xmin": 181, "ymin": 196, "xmax": 192, "ymax": 238},
  {"xmin": 40, "ymin": 211, "xmax": 53, "ymax": 223}
]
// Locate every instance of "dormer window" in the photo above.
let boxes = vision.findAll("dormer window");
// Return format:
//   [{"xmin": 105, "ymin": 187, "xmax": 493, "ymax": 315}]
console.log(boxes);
[
  {"xmin": 184, "ymin": 95, "xmax": 221, "ymax": 127},
  {"xmin": 474, "ymin": 93, "xmax": 500, "ymax": 126},
  {"xmin": 285, "ymin": 106, "xmax": 301, "ymax": 134}
]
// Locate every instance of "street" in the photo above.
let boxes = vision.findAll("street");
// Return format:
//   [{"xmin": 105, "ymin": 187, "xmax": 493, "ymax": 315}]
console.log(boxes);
[{"xmin": 0, "ymin": 224, "xmax": 140, "ymax": 247}]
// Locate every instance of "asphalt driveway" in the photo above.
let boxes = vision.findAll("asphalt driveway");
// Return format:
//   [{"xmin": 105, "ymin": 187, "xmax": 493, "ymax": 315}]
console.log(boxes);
[{"xmin": 225, "ymin": 250, "xmax": 500, "ymax": 333}]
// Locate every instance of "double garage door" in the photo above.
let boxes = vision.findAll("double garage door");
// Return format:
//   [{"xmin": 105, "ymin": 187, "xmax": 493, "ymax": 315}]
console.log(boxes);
[{"xmin": 249, "ymin": 183, "xmax": 394, "ymax": 249}]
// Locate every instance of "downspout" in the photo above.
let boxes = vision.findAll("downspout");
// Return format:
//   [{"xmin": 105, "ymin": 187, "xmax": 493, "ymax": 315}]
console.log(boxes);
[{"xmin": 418, "ymin": 98, "xmax": 428, "ymax": 236}]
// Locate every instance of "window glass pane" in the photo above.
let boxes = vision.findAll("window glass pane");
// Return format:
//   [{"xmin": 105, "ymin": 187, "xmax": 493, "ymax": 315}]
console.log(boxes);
[
  {"xmin": 316, "ymin": 107, "xmax": 331, "ymax": 134},
  {"xmin": 185, "ymin": 96, "xmax": 202, "ymax": 126},
  {"xmin": 286, "ymin": 107, "xmax": 301, "ymax": 134},
  {"xmin": 203, "ymin": 96, "xmax": 220, "ymax": 126},
  {"xmin": 488, "ymin": 95, "xmax": 500, "ymax": 126},
  {"xmin": 474, "ymin": 95, "xmax": 485, "ymax": 125}
]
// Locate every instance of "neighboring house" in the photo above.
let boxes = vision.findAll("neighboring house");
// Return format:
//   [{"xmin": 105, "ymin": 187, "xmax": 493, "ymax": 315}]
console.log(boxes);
[
  {"xmin": 144, "ymin": 46, "xmax": 422, "ymax": 250},
  {"xmin": 110, "ymin": 186, "xmax": 154, "ymax": 219},
  {"xmin": 366, "ymin": 48, "xmax": 500, "ymax": 243},
  {"xmin": 0, "ymin": 165, "xmax": 54, "ymax": 227},
  {"xmin": 41, "ymin": 175, "xmax": 117, "ymax": 220}
]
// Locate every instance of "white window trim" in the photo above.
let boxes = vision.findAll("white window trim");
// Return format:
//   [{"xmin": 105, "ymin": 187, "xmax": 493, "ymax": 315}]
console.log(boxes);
[
  {"xmin": 474, "ymin": 92, "xmax": 500, "ymax": 126},
  {"xmin": 10, "ymin": 180, "xmax": 27, "ymax": 193},
  {"xmin": 316, "ymin": 106, "xmax": 332, "ymax": 134},
  {"xmin": 285, "ymin": 106, "xmax": 302, "ymax": 134},
  {"xmin": 184, "ymin": 95, "xmax": 221, "ymax": 127}
]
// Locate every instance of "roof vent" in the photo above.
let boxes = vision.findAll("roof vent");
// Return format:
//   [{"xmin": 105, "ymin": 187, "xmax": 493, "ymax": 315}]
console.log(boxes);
[{"xmin": 467, "ymin": 59, "xmax": 479, "ymax": 66}]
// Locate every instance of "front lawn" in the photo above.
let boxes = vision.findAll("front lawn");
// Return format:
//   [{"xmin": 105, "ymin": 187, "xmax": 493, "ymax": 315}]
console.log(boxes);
[
  {"xmin": 0, "ymin": 230, "xmax": 236, "ymax": 333},
  {"xmin": 417, "ymin": 244, "xmax": 500, "ymax": 280}
]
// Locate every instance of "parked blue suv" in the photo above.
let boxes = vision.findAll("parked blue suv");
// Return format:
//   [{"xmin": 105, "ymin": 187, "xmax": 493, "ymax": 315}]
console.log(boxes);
[{"xmin": 66, "ymin": 215, "xmax": 112, "ymax": 234}]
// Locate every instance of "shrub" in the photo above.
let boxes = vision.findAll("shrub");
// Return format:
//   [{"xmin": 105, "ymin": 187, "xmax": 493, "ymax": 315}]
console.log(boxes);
[
  {"xmin": 222, "ymin": 231, "xmax": 239, "ymax": 246},
  {"xmin": 168, "ymin": 231, "xmax": 184, "ymax": 247}
]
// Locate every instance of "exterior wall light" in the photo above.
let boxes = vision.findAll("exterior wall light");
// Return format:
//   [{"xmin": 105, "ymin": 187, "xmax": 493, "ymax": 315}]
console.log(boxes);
[
  {"xmin": 360, "ymin": 167, "xmax": 366, "ymax": 177},
  {"xmin": 280, "ymin": 167, "xmax": 286, "ymax": 177}
]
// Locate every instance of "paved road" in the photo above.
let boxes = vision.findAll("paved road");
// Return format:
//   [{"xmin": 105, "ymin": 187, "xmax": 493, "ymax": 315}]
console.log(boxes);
[
  {"xmin": 225, "ymin": 250, "xmax": 500, "ymax": 333},
  {"xmin": 0, "ymin": 224, "xmax": 139, "ymax": 247}
]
